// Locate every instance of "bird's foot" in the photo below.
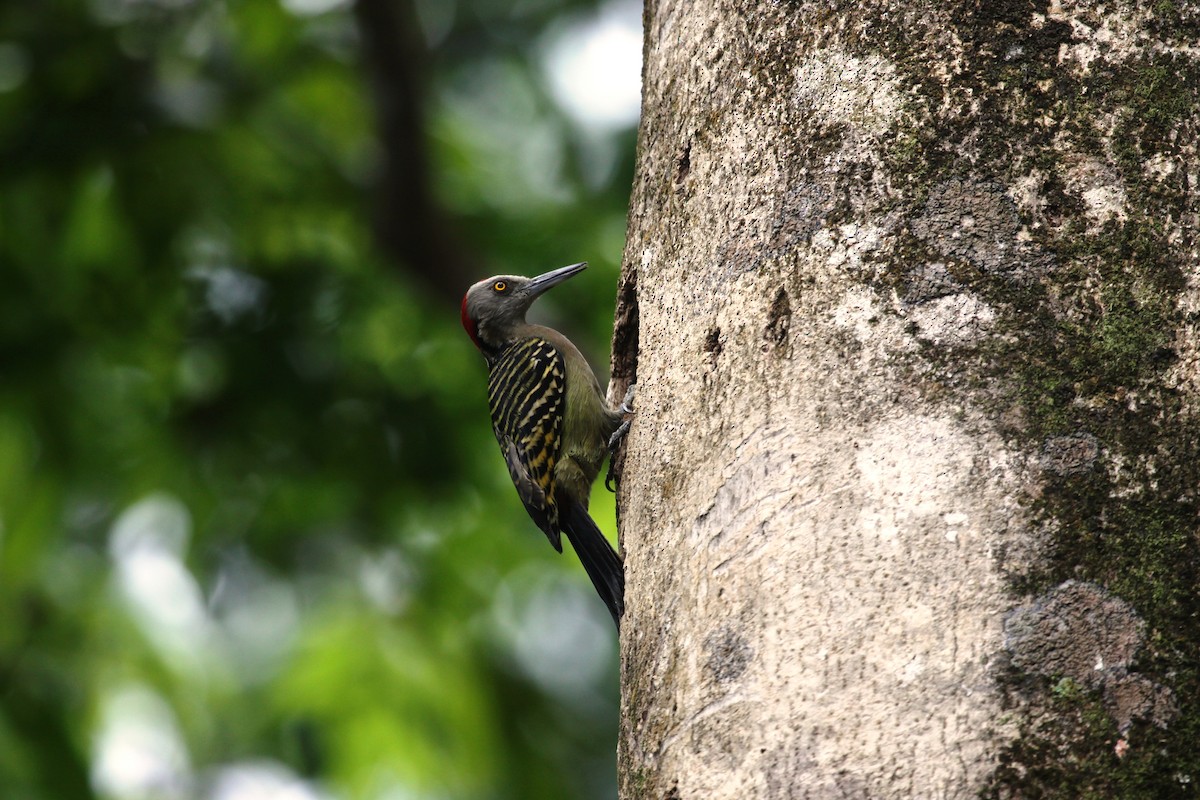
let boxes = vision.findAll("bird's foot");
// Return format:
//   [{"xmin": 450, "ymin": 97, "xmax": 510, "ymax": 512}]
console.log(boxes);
[
  {"xmin": 605, "ymin": 384, "xmax": 636, "ymax": 492},
  {"xmin": 604, "ymin": 423, "xmax": 630, "ymax": 492},
  {"xmin": 615, "ymin": 382, "xmax": 636, "ymax": 417}
]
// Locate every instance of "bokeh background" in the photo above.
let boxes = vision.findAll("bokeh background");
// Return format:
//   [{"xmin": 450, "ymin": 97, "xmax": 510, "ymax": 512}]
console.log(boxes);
[{"xmin": 0, "ymin": 0, "xmax": 641, "ymax": 798}]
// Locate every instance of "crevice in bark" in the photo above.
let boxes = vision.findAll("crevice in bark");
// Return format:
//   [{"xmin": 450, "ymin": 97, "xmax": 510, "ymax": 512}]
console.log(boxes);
[
  {"xmin": 609, "ymin": 266, "xmax": 640, "ymax": 514},
  {"xmin": 611, "ymin": 265, "xmax": 640, "ymax": 398},
  {"xmin": 675, "ymin": 139, "xmax": 692, "ymax": 188},
  {"xmin": 704, "ymin": 326, "xmax": 723, "ymax": 355},
  {"xmin": 762, "ymin": 286, "xmax": 791, "ymax": 352}
]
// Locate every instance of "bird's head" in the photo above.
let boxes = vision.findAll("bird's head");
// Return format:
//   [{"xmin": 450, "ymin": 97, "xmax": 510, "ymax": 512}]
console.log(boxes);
[{"xmin": 461, "ymin": 261, "xmax": 587, "ymax": 351}]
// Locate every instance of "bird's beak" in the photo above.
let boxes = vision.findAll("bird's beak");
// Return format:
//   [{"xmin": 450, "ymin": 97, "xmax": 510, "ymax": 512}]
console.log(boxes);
[{"xmin": 524, "ymin": 262, "xmax": 587, "ymax": 299}]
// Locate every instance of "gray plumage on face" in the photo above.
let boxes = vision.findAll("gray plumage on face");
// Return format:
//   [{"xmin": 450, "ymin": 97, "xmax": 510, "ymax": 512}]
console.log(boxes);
[
  {"xmin": 464, "ymin": 274, "xmax": 536, "ymax": 345},
  {"xmin": 462, "ymin": 262, "xmax": 588, "ymax": 352}
]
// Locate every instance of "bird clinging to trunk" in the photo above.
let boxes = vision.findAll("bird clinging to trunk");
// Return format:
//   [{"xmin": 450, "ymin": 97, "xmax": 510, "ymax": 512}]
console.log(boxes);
[{"xmin": 461, "ymin": 262, "xmax": 626, "ymax": 627}]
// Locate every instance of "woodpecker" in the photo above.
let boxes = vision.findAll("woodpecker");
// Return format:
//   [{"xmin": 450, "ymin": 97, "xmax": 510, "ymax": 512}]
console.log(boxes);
[{"xmin": 461, "ymin": 262, "xmax": 625, "ymax": 627}]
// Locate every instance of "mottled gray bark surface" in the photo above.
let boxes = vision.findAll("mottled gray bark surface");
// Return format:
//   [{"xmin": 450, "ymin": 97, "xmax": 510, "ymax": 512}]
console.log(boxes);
[{"xmin": 611, "ymin": 1, "xmax": 1200, "ymax": 797}]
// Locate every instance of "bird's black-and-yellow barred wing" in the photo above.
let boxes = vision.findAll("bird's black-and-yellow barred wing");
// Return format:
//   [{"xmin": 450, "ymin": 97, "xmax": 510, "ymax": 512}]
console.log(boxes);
[{"xmin": 487, "ymin": 337, "xmax": 566, "ymax": 551}]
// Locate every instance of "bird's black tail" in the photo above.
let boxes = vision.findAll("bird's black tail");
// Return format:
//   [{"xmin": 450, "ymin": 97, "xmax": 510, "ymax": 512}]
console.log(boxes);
[{"xmin": 561, "ymin": 501, "xmax": 625, "ymax": 628}]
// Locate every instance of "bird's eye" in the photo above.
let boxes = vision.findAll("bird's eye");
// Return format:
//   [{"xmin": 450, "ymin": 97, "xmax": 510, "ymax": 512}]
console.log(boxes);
[{"xmin": 493, "ymin": 281, "xmax": 507, "ymax": 292}]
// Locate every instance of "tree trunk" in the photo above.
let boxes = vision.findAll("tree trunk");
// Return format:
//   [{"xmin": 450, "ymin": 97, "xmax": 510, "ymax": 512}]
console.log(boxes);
[{"xmin": 611, "ymin": 1, "xmax": 1200, "ymax": 797}]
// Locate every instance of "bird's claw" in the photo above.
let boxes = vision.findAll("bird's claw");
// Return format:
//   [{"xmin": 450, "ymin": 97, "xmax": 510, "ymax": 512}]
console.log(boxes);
[
  {"xmin": 617, "ymin": 383, "xmax": 636, "ymax": 416},
  {"xmin": 604, "ymin": 433, "xmax": 626, "ymax": 492},
  {"xmin": 605, "ymin": 384, "xmax": 636, "ymax": 492},
  {"xmin": 607, "ymin": 418, "xmax": 632, "ymax": 458}
]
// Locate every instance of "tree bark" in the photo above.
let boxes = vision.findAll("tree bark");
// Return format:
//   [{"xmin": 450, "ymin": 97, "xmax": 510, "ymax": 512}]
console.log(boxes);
[{"xmin": 613, "ymin": 1, "xmax": 1200, "ymax": 797}]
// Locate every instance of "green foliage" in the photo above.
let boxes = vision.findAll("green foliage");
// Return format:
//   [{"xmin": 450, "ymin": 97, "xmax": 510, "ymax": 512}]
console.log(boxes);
[{"xmin": 0, "ymin": 1, "xmax": 635, "ymax": 798}]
